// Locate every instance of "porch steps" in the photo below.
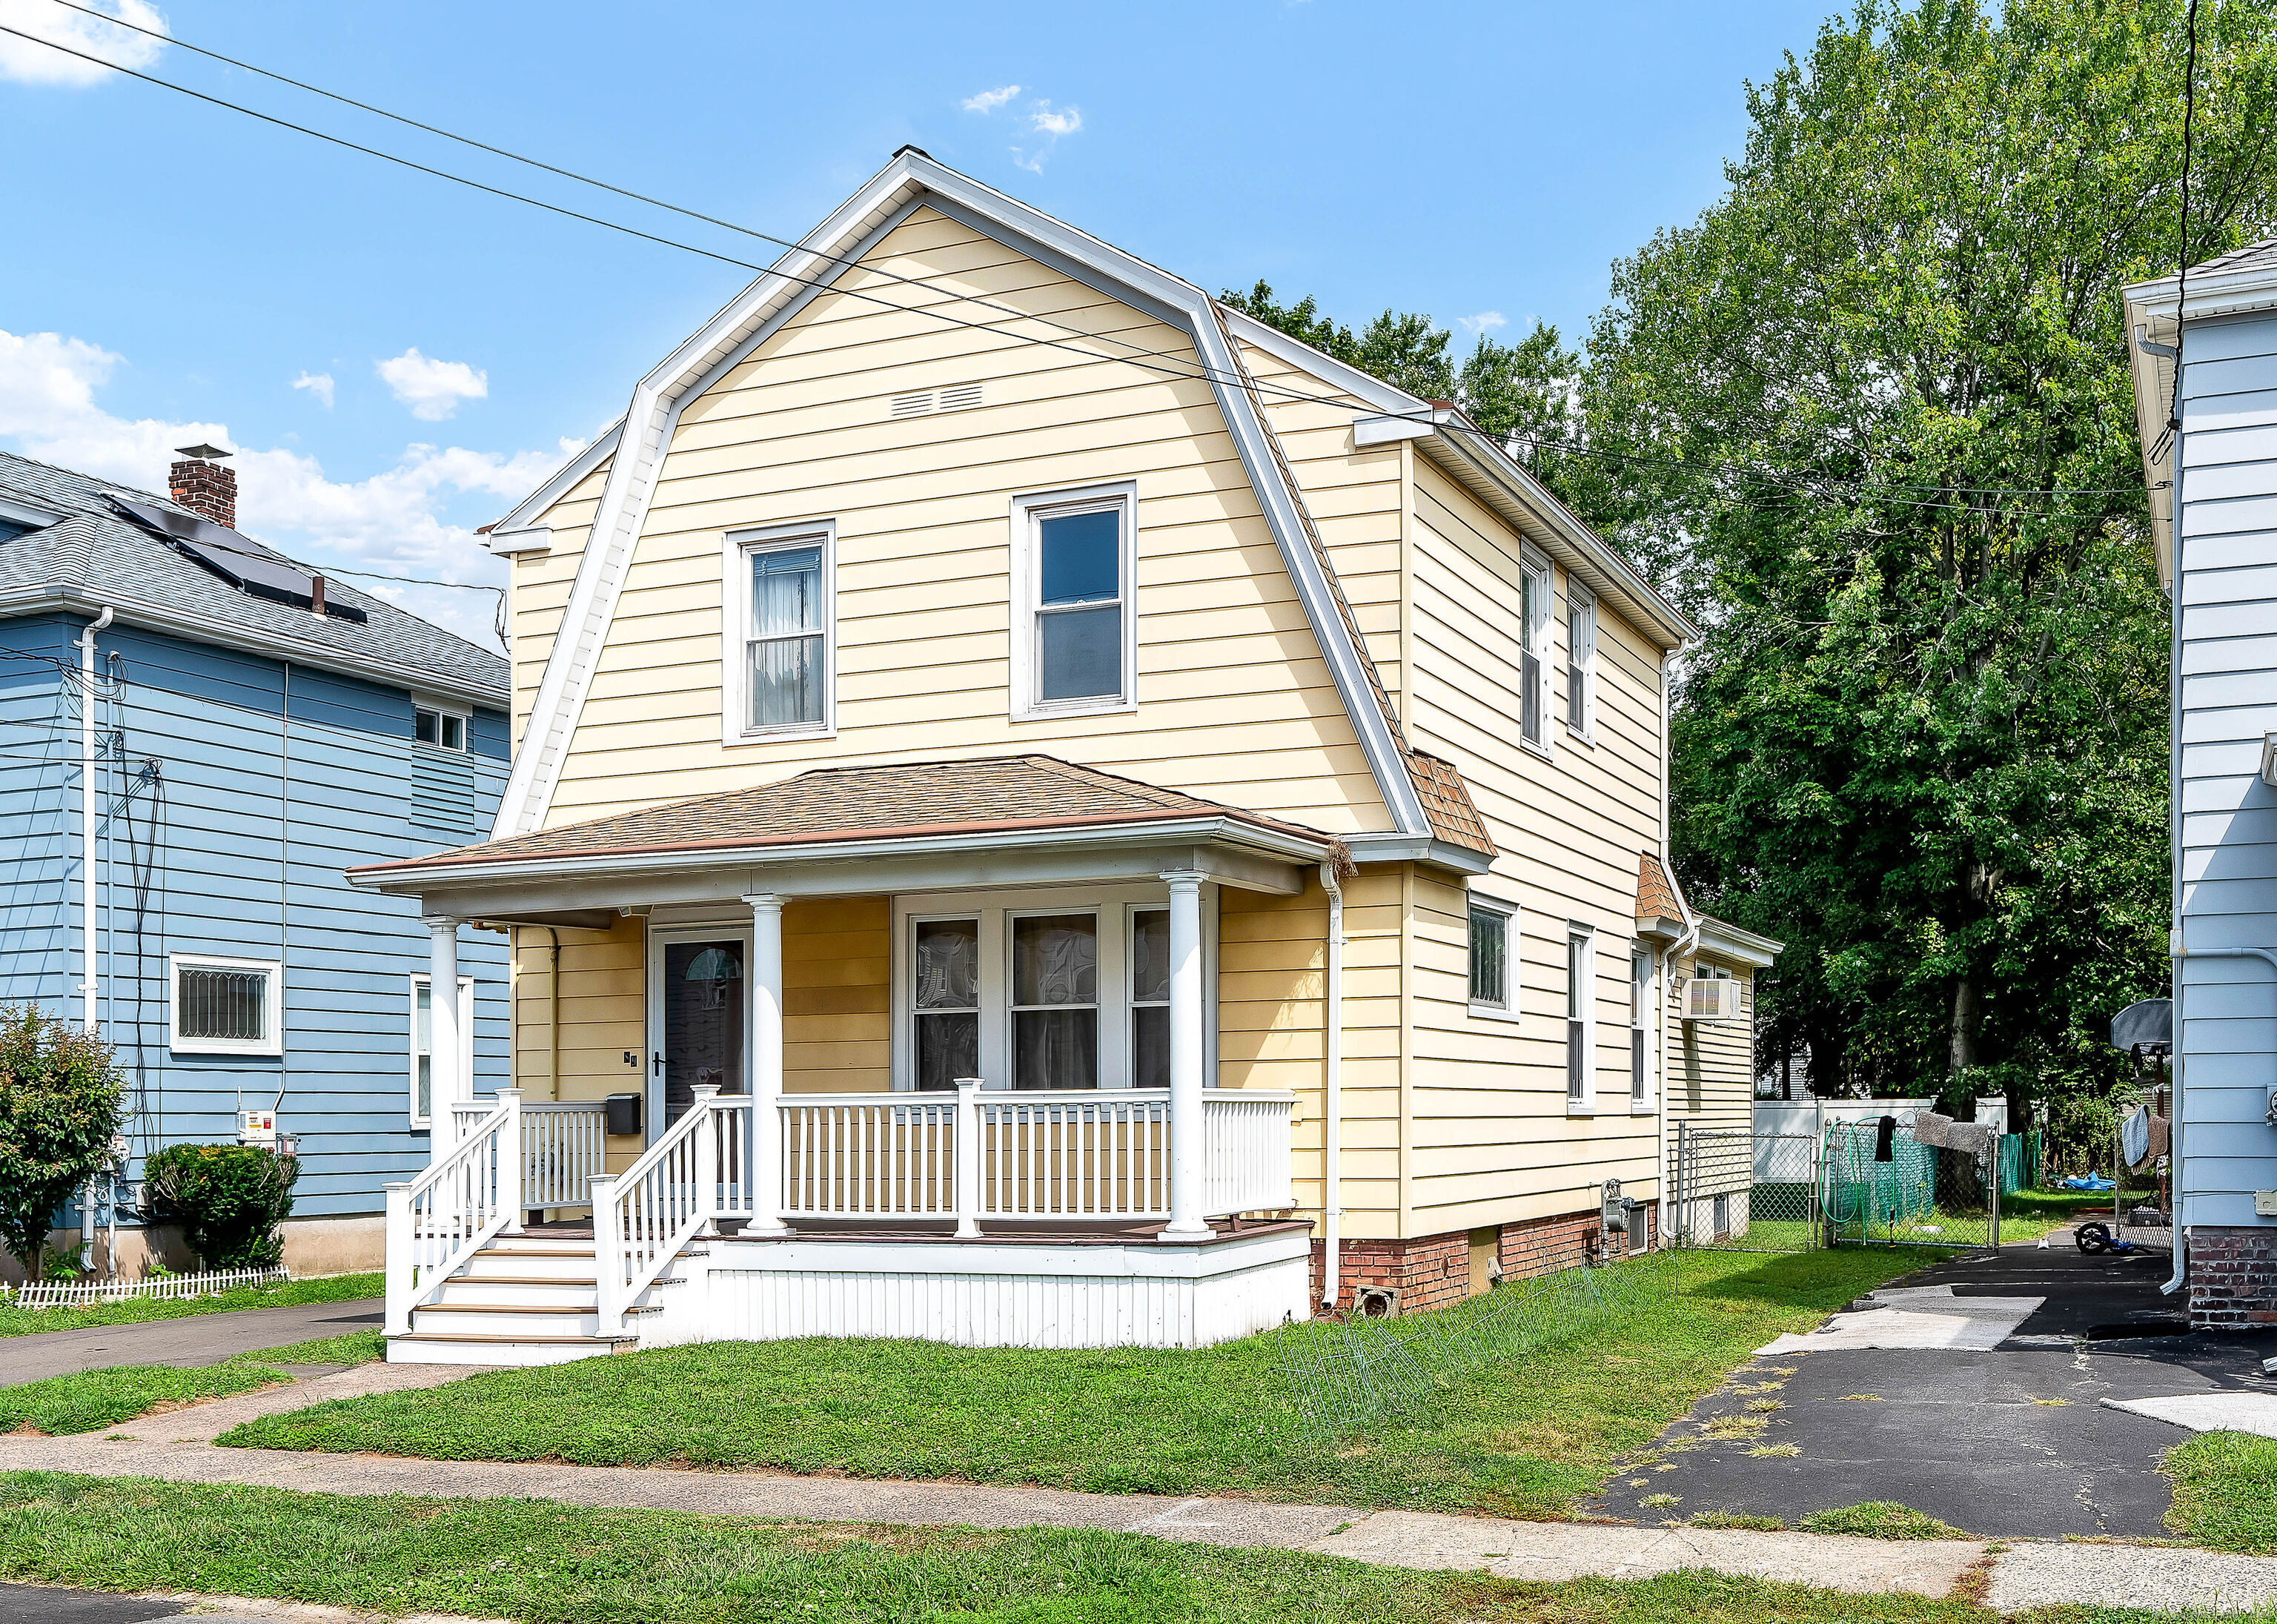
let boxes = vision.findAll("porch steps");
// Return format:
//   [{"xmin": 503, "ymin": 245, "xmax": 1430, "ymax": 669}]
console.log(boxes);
[{"xmin": 385, "ymin": 1232, "xmax": 697, "ymax": 1368}]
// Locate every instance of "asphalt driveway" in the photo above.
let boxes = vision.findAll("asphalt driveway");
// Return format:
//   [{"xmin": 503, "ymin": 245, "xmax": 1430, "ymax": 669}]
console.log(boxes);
[
  {"xmin": 1, "ymin": 1299, "xmax": 382, "ymax": 1384},
  {"xmin": 1587, "ymin": 1243, "xmax": 2277, "ymax": 1538}
]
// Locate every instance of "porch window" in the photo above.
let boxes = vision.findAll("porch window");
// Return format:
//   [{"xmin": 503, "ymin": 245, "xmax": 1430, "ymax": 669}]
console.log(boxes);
[
  {"xmin": 1132, "ymin": 908, "xmax": 1170, "ymax": 1090},
  {"xmin": 1566, "ymin": 589, "xmax": 1596, "ymax": 738},
  {"xmin": 1012, "ymin": 913, "xmax": 1098, "ymax": 1090},
  {"xmin": 1566, "ymin": 927, "xmax": 1593, "ymax": 1107},
  {"xmin": 1519, "ymin": 554, "xmax": 1552, "ymax": 749},
  {"xmin": 728, "ymin": 524, "xmax": 834, "ymax": 740},
  {"xmin": 912, "ymin": 918, "xmax": 980, "ymax": 1092},
  {"xmin": 409, "ymin": 972, "xmax": 475, "ymax": 1128},
  {"xmin": 1012, "ymin": 485, "xmax": 1134, "ymax": 717}
]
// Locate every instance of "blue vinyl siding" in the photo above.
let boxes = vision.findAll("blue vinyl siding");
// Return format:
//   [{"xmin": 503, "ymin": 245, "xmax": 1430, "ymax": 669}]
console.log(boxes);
[
  {"xmin": 2176, "ymin": 310, "xmax": 2277, "ymax": 1229},
  {"xmin": 0, "ymin": 612, "xmax": 508, "ymax": 1224}
]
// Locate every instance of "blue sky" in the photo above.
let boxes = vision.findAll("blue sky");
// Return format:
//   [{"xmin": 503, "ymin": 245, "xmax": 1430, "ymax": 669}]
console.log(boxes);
[{"xmin": 0, "ymin": 0, "xmax": 1834, "ymax": 651}]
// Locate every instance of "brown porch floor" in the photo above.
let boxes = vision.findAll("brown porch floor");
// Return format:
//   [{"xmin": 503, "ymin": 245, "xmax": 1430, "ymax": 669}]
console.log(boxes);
[{"xmin": 517, "ymin": 1216, "xmax": 1310, "ymax": 1247}]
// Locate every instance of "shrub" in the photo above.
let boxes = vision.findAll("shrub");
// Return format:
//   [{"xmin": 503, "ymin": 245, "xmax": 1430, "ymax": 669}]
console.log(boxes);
[
  {"xmin": 142, "ymin": 1143, "xmax": 299, "ymax": 1270},
  {"xmin": 0, "ymin": 1005, "xmax": 125, "ymax": 1281}
]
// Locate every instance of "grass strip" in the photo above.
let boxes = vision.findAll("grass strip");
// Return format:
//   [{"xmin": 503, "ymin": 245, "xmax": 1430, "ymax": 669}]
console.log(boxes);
[
  {"xmin": 0, "ymin": 1364, "xmax": 288, "ymax": 1436},
  {"xmin": 0, "ymin": 1272, "xmax": 382, "ymax": 1339},
  {"xmin": 0, "ymin": 1471, "xmax": 2008, "ymax": 1624},
  {"xmin": 246, "ymin": 1328, "xmax": 386, "ymax": 1367},
  {"xmin": 1799, "ymin": 1502, "xmax": 1969, "ymax": 1540},
  {"xmin": 2164, "ymin": 1430, "xmax": 2277, "ymax": 1554},
  {"xmin": 225, "ymin": 1248, "xmax": 1932, "ymax": 1517}
]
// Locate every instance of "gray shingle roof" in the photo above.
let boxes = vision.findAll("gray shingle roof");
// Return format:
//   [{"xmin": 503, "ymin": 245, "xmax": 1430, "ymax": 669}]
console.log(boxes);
[
  {"xmin": 2190, "ymin": 236, "xmax": 2277, "ymax": 277},
  {"xmin": 0, "ymin": 450, "xmax": 506, "ymax": 702}
]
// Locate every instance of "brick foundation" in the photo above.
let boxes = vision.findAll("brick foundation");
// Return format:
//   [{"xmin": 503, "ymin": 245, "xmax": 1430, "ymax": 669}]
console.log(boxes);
[
  {"xmin": 1307, "ymin": 1202, "xmax": 1660, "ymax": 1316},
  {"xmin": 2188, "ymin": 1227, "xmax": 2277, "ymax": 1332}
]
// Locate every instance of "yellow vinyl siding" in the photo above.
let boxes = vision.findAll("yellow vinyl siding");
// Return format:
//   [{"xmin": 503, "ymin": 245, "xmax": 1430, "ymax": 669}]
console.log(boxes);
[
  {"xmin": 1668, "ymin": 952, "xmax": 1757, "ymax": 1134},
  {"xmin": 783, "ymin": 896, "xmax": 890, "ymax": 1094},
  {"xmin": 534, "ymin": 206, "xmax": 1391, "ymax": 837}
]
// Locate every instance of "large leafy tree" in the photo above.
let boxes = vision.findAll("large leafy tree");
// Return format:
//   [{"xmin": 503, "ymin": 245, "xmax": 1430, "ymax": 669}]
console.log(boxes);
[{"xmin": 1577, "ymin": 0, "xmax": 2277, "ymax": 1130}]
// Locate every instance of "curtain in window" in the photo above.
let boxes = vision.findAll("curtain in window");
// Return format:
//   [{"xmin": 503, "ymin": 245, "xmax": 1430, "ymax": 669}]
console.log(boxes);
[
  {"xmin": 749, "ymin": 545, "xmax": 823, "ymax": 727},
  {"xmin": 914, "ymin": 919, "xmax": 980, "ymax": 1092},
  {"xmin": 1131, "ymin": 908, "xmax": 1169, "ymax": 1090},
  {"xmin": 1012, "ymin": 914, "xmax": 1098, "ymax": 1089}
]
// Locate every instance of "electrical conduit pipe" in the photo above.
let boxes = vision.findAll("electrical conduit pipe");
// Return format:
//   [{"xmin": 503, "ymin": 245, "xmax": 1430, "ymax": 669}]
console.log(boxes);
[{"xmin": 78, "ymin": 606, "xmax": 112, "ymax": 1276}]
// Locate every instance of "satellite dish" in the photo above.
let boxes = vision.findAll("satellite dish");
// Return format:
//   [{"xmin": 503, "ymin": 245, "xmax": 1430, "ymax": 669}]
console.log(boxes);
[{"xmin": 2109, "ymin": 998, "xmax": 2172, "ymax": 1051}]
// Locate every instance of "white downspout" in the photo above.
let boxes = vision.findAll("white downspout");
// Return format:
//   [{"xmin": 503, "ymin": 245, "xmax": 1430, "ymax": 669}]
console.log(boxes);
[
  {"xmin": 79, "ymin": 606, "xmax": 113, "ymax": 1032},
  {"xmin": 1319, "ymin": 860, "xmax": 1345, "ymax": 1312}
]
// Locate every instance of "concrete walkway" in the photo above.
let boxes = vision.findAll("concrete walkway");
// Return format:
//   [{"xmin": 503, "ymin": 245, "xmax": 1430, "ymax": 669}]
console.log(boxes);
[{"xmin": 4, "ymin": 1300, "xmax": 385, "ymax": 1382}]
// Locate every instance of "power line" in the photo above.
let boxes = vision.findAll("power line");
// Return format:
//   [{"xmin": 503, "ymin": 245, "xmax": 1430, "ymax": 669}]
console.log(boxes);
[{"xmin": 7, "ymin": 10, "xmax": 2150, "ymax": 523}]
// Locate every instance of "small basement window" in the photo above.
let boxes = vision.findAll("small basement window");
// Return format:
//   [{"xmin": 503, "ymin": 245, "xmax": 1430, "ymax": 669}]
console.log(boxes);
[
  {"xmin": 170, "ymin": 954, "xmax": 282, "ymax": 1055},
  {"xmin": 414, "ymin": 706, "xmax": 467, "ymax": 752}
]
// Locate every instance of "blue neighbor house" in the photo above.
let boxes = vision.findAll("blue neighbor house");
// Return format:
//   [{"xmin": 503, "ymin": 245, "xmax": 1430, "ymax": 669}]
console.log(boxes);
[{"xmin": 0, "ymin": 445, "xmax": 511, "ymax": 1279}]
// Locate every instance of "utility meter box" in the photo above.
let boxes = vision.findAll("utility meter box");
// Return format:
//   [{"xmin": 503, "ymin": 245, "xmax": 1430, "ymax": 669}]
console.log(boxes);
[{"xmin": 237, "ymin": 1110, "xmax": 279, "ymax": 1147}]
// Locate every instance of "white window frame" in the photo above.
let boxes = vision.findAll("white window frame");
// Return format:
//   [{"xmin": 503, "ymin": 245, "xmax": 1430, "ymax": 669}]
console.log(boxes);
[
  {"xmin": 168, "ymin": 952, "xmax": 283, "ymax": 1056},
  {"xmin": 1565, "ymin": 586, "xmax": 1597, "ymax": 743},
  {"xmin": 1519, "ymin": 550, "xmax": 1555, "ymax": 756},
  {"xmin": 1629, "ymin": 946, "xmax": 1655, "ymax": 1111},
  {"xmin": 412, "ymin": 701, "xmax": 469, "ymax": 754},
  {"xmin": 408, "ymin": 972, "xmax": 477, "ymax": 1130},
  {"xmin": 721, "ymin": 520, "xmax": 837, "ymax": 746},
  {"xmin": 1130, "ymin": 904, "xmax": 1172, "ymax": 1089},
  {"xmin": 1465, "ymin": 892, "xmax": 1520, "ymax": 1023},
  {"xmin": 1009, "ymin": 481, "xmax": 1138, "ymax": 722},
  {"xmin": 1565, "ymin": 926, "xmax": 1594, "ymax": 1113}
]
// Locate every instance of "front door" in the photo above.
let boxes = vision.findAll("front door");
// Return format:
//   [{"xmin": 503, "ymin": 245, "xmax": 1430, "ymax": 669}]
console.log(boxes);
[{"xmin": 648, "ymin": 929, "xmax": 749, "ymax": 1133}]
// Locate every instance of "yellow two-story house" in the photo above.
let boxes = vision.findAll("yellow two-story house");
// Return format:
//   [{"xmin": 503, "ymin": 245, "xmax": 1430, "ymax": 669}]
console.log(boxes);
[{"xmin": 359, "ymin": 150, "xmax": 1774, "ymax": 1365}]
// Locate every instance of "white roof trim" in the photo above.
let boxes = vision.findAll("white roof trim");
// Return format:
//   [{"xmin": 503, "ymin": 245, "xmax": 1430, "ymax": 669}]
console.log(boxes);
[
  {"xmin": 486, "ymin": 419, "xmax": 624, "ymax": 546},
  {"xmin": 493, "ymin": 151, "xmax": 1433, "ymax": 846},
  {"xmin": 1695, "ymin": 915, "xmax": 1782, "ymax": 969},
  {"xmin": 1224, "ymin": 308, "xmax": 1695, "ymax": 652},
  {"xmin": 0, "ymin": 493, "xmax": 68, "ymax": 531}
]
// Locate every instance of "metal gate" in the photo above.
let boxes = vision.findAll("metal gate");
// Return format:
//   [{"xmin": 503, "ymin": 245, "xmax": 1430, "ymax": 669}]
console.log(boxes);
[
  {"xmin": 1820, "ymin": 1117, "xmax": 1999, "ymax": 1251},
  {"xmin": 1671, "ymin": 1123, "xmax": 1822, "ymax": 1253}
]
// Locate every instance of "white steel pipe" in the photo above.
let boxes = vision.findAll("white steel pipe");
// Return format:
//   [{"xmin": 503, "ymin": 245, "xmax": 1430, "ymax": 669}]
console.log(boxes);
[{"xmin": 1319, "ymin": 861, "xmax": 1344, "ymax": 1311}]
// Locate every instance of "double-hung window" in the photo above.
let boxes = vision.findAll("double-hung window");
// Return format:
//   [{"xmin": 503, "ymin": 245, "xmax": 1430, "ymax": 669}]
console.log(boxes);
[
  {"xmin": 1467, "ymin": 895, "xmax": 1516, "ymax": 1017},
  {"xmin": 1131, "ymin": 908, "xmax": 1170, "ymax": 1089},
  {"xmin": 170, "ymin": 954, "xmax": 282, "ymax": 1056},
  {"xmin": 912, "ymin": 918, "xmax": 981, "ymax": 1092},
  {"xmin": 1566, "ymin": 589, "xmax": 1597, "ymax": 738},
  {"xmin": 1519, "ymin": 554, "xmax": 1553, "ymax": 749},
  {"xmin": 1012, "ymin": 485, "xmax": 1135, "ymax": 717},
  {"xmin": 728, "ymin": 525, "xmax": 833, "ymax": 739},
  {"xmin": 1630, "ymin": 947, "xmax": 1652, "ymax": 1107},
  {"xmin": 410, "ymin": 972, "xmax": 476, "ymax": 1127},
  {"xmin": 1566, "ymin": 927, "xmax": 1594, "ymax": 1107},
  {"xmin": 1012, "ymin": 914, "xmax": 1098, "ymax": 1090}
]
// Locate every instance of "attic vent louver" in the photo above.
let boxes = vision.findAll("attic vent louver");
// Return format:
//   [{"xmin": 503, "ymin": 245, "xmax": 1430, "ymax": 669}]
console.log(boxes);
[
  {"xmin": 938, "ymin": 382, "xmax": 983, "ymax": 411},
  {"xmin": 890, "ymin": 392, "xmax": 933, "ymax": 418}
]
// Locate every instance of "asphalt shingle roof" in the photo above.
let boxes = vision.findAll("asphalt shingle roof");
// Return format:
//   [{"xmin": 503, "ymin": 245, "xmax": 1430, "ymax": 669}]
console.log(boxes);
[
  {"xmin": 0, "ymin": 450, "xmax": 506, "ymax": 701},
  {"xmin": 359, "ymin": 755, "xmax": 1346, "ymax": 875},
  {"xmin": 2189, "ymin": 236, "xmax": 2277, "ymax": 277}
]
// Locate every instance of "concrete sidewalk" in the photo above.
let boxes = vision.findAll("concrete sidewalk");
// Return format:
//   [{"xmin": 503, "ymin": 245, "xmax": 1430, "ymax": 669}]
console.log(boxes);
[{"xmin": 4, "ymin": 1300, "xmax": 385, "ymax": 1382}]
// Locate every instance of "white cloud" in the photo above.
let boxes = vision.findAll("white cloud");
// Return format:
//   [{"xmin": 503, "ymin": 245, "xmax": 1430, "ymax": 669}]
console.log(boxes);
[
  {"xmin": 375, "ymin": 347, "xmax": 487, "ymax": 421},
  {"xmin": 0, "ymin": 327, "xmax": 569, "ymax": 654},
  {"xmin": 961, "ymin": 83, "xmax": 1019, "ymax": 113},
  {"xmin": 1456, "ymin": 311, "xmax": 1508, "ymax": 339},
  {"xmin": 1012, "ymin": 99, "xmax": 1083, "ymax": 172},
  {"xmin": 291, "ymin": 371, "xmax": 335, "ymax": 410},
  {"xmin": 0, "ymin": 0, "xmax": 167, "ymax": 87}
]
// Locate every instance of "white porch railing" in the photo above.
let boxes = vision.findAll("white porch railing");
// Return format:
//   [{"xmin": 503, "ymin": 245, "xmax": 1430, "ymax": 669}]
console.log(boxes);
[
  {"xmin": 452, "ymin": 1098, "xmax": 611, "ymax": 1215},
  {"xmin": 780, "ymin": 1093, "xmax": 960, "ymax": 1219},
  {"xmin": 975, "ymin": 1090, "xmax": 1172, "ymax": 1219},
  {"xmin": 594, "ymin": 1086, "xmax": 727, "ymax": 1334},
  {"xmin": 1204, "ymin": 1090, "xmax": 1297, "ymax": 1215},
  {"xmin": 385, "ymin": 1090, "xmax": 520, "ymax": 1336}
]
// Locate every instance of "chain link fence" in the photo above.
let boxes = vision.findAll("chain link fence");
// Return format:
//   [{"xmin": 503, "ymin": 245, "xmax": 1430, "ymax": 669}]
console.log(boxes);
[
  {"xmin": 1821, "ymin": 1117, "xmax": 1998, "ymax": 1250},
  {"xmin": 1671, "ymin": 1123, "xmax": 1822, "ymax": 1253}
]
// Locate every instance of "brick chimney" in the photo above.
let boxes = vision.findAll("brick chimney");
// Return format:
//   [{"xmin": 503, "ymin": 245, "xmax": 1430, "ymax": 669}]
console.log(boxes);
[{"xmin": 168, "ymin": 443, "xmax": 236, "ymax": 529}]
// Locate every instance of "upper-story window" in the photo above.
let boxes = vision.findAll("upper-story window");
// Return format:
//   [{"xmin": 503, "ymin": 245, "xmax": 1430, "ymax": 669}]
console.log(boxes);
[
  {"xmin": 1519, "ymin": 554, "xmax": 1553, "ymax": 749},
  {"xmin": 1566, "ymin": 589, "xmax": 1597, "ymax": 739},
  {"xmin": 413, "ymin": 706, "xmax": 466, "ymax": 752},
  {"xmin": 1012, "ymin": 483, "xmax": 1136, "ymax": 719},
  {"xmin": 725, "ymin": 523, "xmax": 835, "ymax": 741}
]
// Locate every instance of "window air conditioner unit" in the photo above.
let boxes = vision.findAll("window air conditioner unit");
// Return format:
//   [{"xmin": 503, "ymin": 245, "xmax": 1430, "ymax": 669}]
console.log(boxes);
[{"xmin": 1683, "ymin": 977, "xmax": 1743, "ymax": 1022}]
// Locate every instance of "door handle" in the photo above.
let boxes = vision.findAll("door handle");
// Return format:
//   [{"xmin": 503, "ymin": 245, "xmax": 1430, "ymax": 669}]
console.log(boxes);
[{"xmin": 652, "ymin": 1052, "xmax": 664, "ymax": 1077}]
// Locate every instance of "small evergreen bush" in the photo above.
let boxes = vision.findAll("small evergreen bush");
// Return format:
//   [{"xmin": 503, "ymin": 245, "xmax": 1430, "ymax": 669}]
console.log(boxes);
[
  {"xmin": 142, "ymin": 1143, "xmax": 298, "ymax": 1270},
  {"xmin": 0, "ymin": 1005, "xmax": 126, "ymax": 1281}
]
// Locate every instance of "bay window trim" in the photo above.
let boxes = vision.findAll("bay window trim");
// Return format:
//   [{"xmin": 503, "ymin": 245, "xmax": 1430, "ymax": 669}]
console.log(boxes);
[
  {"xmin": 1008, "ymin": 481, "xmax": 1138, "ymax": 722},
  {"xmin": 721, "ymin": 520, "xmax": 837, "ymax": 746}
]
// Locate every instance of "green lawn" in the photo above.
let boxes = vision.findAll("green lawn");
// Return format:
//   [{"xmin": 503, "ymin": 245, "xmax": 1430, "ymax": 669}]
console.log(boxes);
[
  {"xmin": 226, "ymin": 1248, "xmax": 1932, "ymax": 1518},
  {"xmin": 0, "ymin": 1472, "xmax": 2017, "ymax": 1624},
  {"xmin": 2164, "ymin": 1430, "xmax": 2277, "ymax": 1553},
  {"xmin": 0, "ymin": 1271, "xmax": 382, "ymax": 1339},
  {"xmin": 0, "ymin": 1327, "xmax": 387, "ymax": 1436}
]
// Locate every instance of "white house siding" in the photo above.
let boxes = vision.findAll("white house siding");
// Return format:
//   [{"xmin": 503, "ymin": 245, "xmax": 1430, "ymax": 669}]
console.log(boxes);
[{"xmin": 2178, "ymin": 308, "xmax": 2277, "ymax": 1231}]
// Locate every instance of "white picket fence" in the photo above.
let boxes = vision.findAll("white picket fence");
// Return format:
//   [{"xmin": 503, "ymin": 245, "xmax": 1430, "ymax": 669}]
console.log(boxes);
[{"xmin": 4, "ymin": 1265, "xmax": 289, "ymax": 1309}]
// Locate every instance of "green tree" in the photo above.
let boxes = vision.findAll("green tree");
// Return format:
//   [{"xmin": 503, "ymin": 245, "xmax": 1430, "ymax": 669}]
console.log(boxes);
[
  {"xmin": 0, "ymin": 1005, "xmax": 125, "ymax": 1280},
  {"xmin": 1580, "ymin": 0, "xmax": 2277, "ymax": 1130}
]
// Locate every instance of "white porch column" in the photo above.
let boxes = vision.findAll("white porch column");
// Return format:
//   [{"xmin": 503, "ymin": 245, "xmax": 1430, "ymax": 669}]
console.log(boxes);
[
  {"xmin": 1161, "ymin": 870, "xmax": 1211, "ymax": 1239},
  {"xmin": 425, "ymin": 915, "xmax": 462, "ymax": 1153},
  {"xmin": 743, "ymin": 893, "xmax": 789, "ymax": 1235}
]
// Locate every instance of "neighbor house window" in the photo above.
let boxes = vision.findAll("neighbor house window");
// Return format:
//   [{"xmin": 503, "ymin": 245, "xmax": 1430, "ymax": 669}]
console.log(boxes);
[
  {"xmin": 413, "ymin": 706, "xmax": 466, "ymax": 752},
  {"xmin": 409, "ymin": 972, "xmax": 476, "ymax": 1127},
  {"xmin": 1630, "ymin": 947, "xmax": 1652, "ymax": 1106},
  {"xmin": 1566, "ymin": 927, "xmax": 1593, "ymax": 1105},
  {"xmin": 912, "ymin": 918, "xmax": 981, "ymax": 1092},
  {"xmin": 1012, "ymin": 485, "xmax": 1134, "ymax": 717},
  {"xmin": 1132, "ymin": 908, "xmax": 1170, "ymax": 1090},
  {"xmin": 170, "ymin": 954, "xmax": 282, "ymax": 1055},
  {"xmin": 1566, "ymin": 590, "xmax": 1597, "ymax": 738},
  {"xmin": 1468, "ymin": 896, "xmax": 1516, "ymax": 1015},
  {"xmin": 727, "ymin": 526, "xmax": 832, "ymax": 737},
  {"xmin": 1519, "ymin": 555, "xmax": 1553, "ymax": 749},
  {"xmin": 1012, "ymin": 913, "xmax": 1098, "ymax": 1090}
]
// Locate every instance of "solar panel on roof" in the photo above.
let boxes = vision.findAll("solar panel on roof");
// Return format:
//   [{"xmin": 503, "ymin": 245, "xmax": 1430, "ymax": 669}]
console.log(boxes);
[{"xmin": 105, "ymin": 495, "xmax": 366, "ymax": 623}]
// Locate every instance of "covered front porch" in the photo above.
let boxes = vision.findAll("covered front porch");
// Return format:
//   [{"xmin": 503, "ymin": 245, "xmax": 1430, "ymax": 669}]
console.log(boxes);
[{"xmin": 354, "ymin": 758, "xmax": 1336, "ymax": 1362}]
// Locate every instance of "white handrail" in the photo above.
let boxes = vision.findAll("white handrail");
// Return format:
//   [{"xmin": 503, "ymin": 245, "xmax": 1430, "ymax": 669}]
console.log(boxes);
[
  {"xmin": 385, "ymin": 1090, "xmax": 520, "ymax": 1336},
  {"xmin": 595, "ymin": 1087, "xmax": 722, "ymax": 1334},
  {"xmin": 520, "ymin": 1101, "xmax": 610, "ymax": 1213},
  {"xmin": 1202, "ymin": 1090, "xmax": 1296, "ymax": 1215}
]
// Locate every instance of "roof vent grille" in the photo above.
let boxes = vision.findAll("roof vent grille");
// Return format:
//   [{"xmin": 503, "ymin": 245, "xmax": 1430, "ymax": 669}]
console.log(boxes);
[
  {"xmin": 890, "ymin": 391, "xmax": 933, "ymax": 418},
  {"xmin": 938, "ymin": 382, "xmax": 984, "ymax": 411}
]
